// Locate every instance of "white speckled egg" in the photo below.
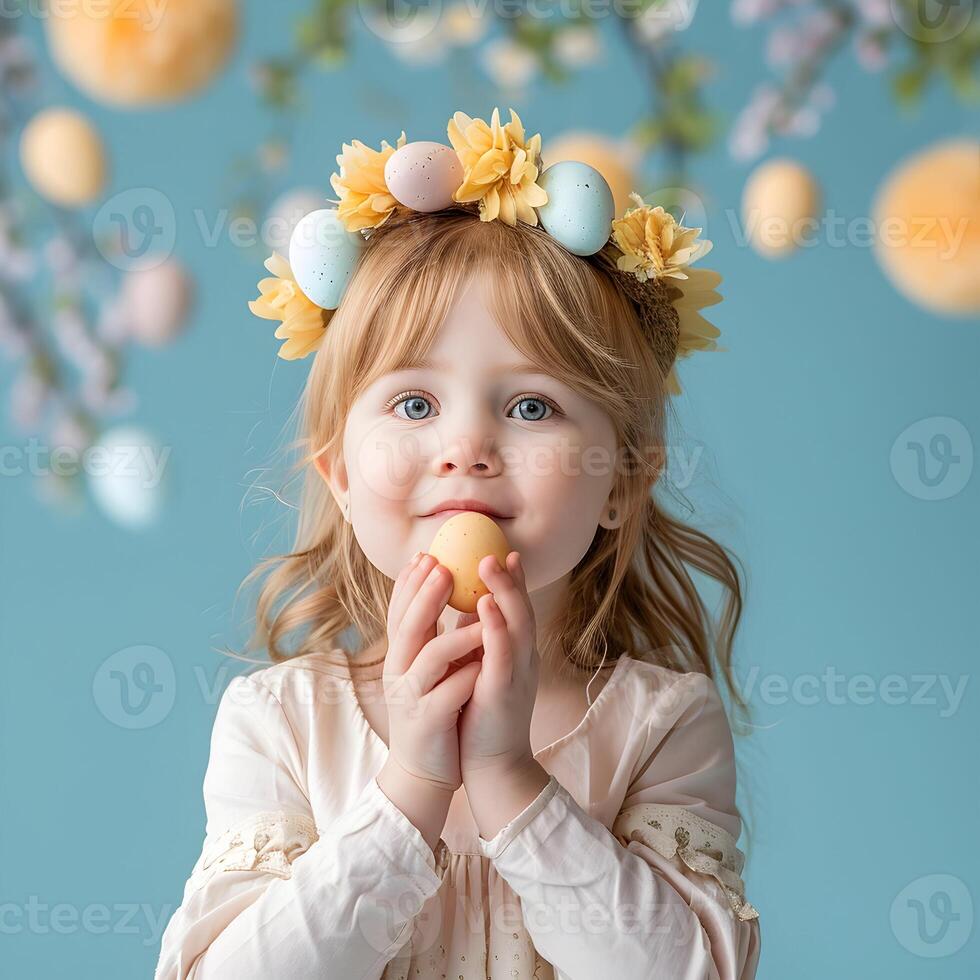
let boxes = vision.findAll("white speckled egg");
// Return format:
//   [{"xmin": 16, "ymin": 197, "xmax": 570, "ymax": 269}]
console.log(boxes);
[
  {"xmin": 384, "ymin": 141, "xmax": 463, "ymax": 213},
  {"xmin": 536, "ymin": 161, "xmax": 615, "ymax": 256},
  {"xmin": 288, "ymin": 208, "xmax": 363, "ymax": 309}
]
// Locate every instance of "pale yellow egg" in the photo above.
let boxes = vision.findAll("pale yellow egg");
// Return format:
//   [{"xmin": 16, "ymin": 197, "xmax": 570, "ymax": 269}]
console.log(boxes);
[
  {"xmin": 872, "ymin": 138, "xmax": 980, "ymax": 315},
  {"xmin": 19, "ymin": 108, "xmax": 107, "ymax": 207},
  {"xmin": 45, "ymin": 0, "xmax": 237, "ymax": 107},
  {"xmin": 427, "ymin": 512, "xmax": 511, "ymax": 614},
  {"xmin": 742, "ymin": 158, "xmax": 821, "ymax": 257},
  {"xmin": 543, "ymin": 132, "xmax": 637, "ymax": 218}
]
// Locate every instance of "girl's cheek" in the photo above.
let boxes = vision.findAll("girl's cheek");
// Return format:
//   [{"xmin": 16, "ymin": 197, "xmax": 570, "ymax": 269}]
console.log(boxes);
[
  {"xmin": 351, "ymin": 428, "xmax": 429, "ymax": 504},
  {"xmin": 514, "ymin": 440, "xmax": 573, "ymax": 485}
]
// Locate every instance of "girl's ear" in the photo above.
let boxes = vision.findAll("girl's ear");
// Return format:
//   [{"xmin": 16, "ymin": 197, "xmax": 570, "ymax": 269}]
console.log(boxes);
[
  {"xmin": 312, "ymin": 451, "xmax": 349, "ymax": 513},
  {"xmin": 599, "ymin": 499, "xmax": 624, "ymax": 530}
]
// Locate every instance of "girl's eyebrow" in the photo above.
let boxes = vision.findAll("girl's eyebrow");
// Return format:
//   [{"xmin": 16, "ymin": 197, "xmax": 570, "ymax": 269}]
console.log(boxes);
[{"xmin": 400, "ymin": 358, "xmax": 546, "ymax": 375}]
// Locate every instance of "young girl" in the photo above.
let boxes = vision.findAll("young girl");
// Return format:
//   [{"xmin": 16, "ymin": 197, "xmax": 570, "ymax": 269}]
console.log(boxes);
[{"xmin": 155, "ymin": 108, "xmax": 761, "ymax": 980}]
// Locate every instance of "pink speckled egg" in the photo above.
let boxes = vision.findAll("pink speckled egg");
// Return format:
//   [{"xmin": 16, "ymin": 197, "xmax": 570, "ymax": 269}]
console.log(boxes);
[{"xmin": 384, "ymin": 141, "xmax": 463, "ymax": 213}]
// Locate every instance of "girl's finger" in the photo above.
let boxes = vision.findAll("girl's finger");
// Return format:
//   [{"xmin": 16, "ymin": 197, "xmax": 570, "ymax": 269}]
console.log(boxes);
[
  {"xmin": 392, "ymin": 550, "xmax": 423, "ymax": 598},
  {"xmin": 387, "ymin": 562, "xmax": 451, "ymax": 675},
  {"xmin": 477, "ymin": 554, "xmax": 529, "ymax": 634},
  {"xmin": 388, "ymin": 552, "xmax": 421, "ymax": 618},
  {"xmin": 424, "ymin": 660, "xmax": 482, "ymax": 716},
  {"xmin": 476, "ymin": 591, "xmax": 512, "ymax": 692},
  {"xmin": 387, "ymin": 553, "xmax": 434, "ymax": 634},
  {"xmin": 408, "ymin": 620, "xmax": 485, "ymax": 695},
  {"xmin": 506, "ymin": 551, "xmax": 534, "ymax": 620}
]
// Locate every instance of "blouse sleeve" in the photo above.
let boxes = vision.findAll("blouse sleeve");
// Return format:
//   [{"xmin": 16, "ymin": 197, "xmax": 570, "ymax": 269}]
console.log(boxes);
[
  {"xmin": 154, "ymin": 673, "xmax": 450, "ymax": 980},
  {"xmin": 477, "ymin": 670, "xmax": 761, "ymax": 980}
]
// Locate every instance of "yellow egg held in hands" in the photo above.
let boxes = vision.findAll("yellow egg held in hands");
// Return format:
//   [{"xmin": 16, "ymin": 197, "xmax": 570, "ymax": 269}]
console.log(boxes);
[{"xmin": 427, "ymin": 512, "xmax": 511, "ymax": 614}]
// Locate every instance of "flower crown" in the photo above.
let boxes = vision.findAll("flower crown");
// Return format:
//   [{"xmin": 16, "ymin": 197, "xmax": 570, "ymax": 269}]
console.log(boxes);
[{"xmin": 248, "ymin": 107, "xmax": 723, "ymax": 396}]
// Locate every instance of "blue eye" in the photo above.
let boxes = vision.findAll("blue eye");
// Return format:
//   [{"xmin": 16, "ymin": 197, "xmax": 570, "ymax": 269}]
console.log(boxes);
[
  {"xmin": 390, "ymin": 391, "xmax": 436, "ymax": 421},
  {"xmin": 508, "ymin": 396, "xmax": 553, "ymax": 422},
  {"xmin": 384, "ymin": 390, "xmax": 560, "ymax": 422}
]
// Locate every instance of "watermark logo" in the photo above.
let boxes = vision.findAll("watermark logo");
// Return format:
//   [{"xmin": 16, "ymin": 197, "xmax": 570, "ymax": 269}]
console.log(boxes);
[
  {"xmin": 357, "ymin": 873, "xmax": 444, "ymax": 953},
  {"xmin": 92, "ymin": 645, "xmax": 176, "ymax": 729},
  {"xmin": 890, "ymin": 416, "xmax": 973, "ymax": 501},
  {"xmin": 93, "ymin": 188, "xmax": 176, "ymax": 271},
  {"xmin": 358, "ymin": 0, "xmax": 443, "ymax": 45},
  {"xmin": 890, "ymin": 0, "xmax": 974, "ymax": 44},
  {"xmin": 891, "ymin": 874, "xmax": 973, "ymax": 957}
]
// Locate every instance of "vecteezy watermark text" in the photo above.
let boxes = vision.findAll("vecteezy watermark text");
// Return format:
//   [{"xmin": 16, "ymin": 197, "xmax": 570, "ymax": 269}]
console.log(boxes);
[
  {"xmin": 738, "ymin": 665, "xmax": 969, "ymax": 718},
  {"xmin": 0, "ymin": 897, "xmax": 173, "ymax": 947},
  {"xmin": 0, "ymin": 436, "xmax": 171, "ymax": 488}
]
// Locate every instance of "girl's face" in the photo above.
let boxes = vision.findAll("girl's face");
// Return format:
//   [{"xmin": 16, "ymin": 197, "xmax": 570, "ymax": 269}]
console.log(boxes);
[{"xmin": 318, "ymin": 272, "xmax": 621, "ymax": 634}]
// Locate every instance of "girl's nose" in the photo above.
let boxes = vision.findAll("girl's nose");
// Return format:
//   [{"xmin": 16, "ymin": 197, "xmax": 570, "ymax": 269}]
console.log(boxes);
[{"xmin": 431, "ymin": 428, "xmax": 503, "ymax": 477}]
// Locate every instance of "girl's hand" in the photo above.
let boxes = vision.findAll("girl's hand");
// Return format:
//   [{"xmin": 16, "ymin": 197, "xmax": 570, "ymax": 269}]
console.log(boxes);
[
  {"xmin": 383, "ymin": 552, "xmax": 486, "ymax": 794},
  {"xmin": 457, "ymin": 552, "xmax": 539, "ymax": 782}
]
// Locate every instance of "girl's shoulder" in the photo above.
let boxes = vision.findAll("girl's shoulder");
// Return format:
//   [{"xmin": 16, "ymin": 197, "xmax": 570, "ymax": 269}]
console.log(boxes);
[
  {"xmin": 226, "ymin": 649, "xmax": 373, "ymax": 742},
  {"xmin": 614, "ymin": 656, "xmax": 732, "ymax": 740},
  {"xmin": 236, "ymin": 648, "xmax": 370, "ymax": 695},
  {"xmin": 617, "ymin": 655, "xmax": 718, "ymax": 702}
]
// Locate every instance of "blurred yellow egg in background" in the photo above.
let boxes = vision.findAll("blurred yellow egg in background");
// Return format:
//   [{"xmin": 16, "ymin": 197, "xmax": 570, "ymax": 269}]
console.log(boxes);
[
  {"xmin": 19, "ymin": 107, "xmax": 107, "ymax": 207},
  {"xmin": 742, "ymin": 158, "xmax": 822, "ymax": 258},
  {"xmin": 872, "ymin": 138, "xmax": 980, "ymax": 316},
  {"xmin": 543, "ymin": 132, "xmax": 638, "ymax": 218},
  {"xmin": 45, "ymin": 0, "xmax": 238, "ymax": 106},
  {"xmin": 427, "ymin": 512, "xmax": 511, "ymax": 614}
]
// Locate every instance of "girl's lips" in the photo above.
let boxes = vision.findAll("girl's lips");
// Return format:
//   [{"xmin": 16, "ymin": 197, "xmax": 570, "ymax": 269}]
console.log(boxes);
[{"xmin": 421, "ymin": 509, "xmax": 513, "ymax": 520}]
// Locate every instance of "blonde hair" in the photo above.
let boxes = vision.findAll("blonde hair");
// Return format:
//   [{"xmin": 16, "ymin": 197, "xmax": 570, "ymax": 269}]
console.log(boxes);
[{"xmin": 233, "ymin": 206, "xmax": 753, "ymax": 729}]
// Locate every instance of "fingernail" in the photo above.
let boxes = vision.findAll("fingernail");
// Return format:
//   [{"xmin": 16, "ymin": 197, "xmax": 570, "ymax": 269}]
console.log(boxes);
[{"xmin": 411, "ymin": 550, "xmax": 423, "ymax": 565}]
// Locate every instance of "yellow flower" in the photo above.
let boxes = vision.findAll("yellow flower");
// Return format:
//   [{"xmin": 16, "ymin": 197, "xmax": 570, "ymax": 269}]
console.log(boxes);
[
  {"xmin": 329, "ymin": 131, "xmax": 407, "ymax": 232},
  {"xmin": 447, "ymin": 107, "xmax": 548, "ymax": 226},
  {"xmin": 665, "ymin": 266, "xmax": 724, "ymax": 397},
  {"xmin": 248, "ymin": 252, "xmax": 332, "ymax": 360},
  {"xmin": 611, "ymin": 192, "xmax": 713, "ymax": 283}
]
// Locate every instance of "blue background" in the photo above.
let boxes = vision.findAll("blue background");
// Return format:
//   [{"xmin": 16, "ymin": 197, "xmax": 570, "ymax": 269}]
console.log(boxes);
[{"xmin": 1, "ymin": 3, "xmax": 977, "ymax": 977}]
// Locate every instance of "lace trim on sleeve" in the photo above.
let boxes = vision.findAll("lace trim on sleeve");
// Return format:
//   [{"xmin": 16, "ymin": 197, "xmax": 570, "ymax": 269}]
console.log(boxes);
[
  {"xmin": 187, "ymin": 810, "xmax": 319, "ymax": 893},
  {"xmin": 612, "ymin": 803, "xmax": 760, "ymax": 922}
]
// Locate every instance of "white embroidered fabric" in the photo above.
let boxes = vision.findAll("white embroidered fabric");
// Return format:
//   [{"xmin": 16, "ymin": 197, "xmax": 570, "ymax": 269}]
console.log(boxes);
[
  {"xmin": 612, "ymin": 803, "xmax": 760, "ymax": 922},
  {"xmin": 187, "ymin": 810, "xmax": 320, "ymax": 893}
]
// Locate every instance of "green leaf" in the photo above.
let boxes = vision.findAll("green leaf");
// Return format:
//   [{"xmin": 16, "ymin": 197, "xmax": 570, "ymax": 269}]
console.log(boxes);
[
  {"xmin": 632, "ymin": 118, "xmax": 664, "ymax": 150},
  {"xmin": 892, "ymin": 64, "xmax": 928, "ymax": 105},
  {"xmin": 945, "ymin": 58, "xmax": 980, "ymax": 102}
]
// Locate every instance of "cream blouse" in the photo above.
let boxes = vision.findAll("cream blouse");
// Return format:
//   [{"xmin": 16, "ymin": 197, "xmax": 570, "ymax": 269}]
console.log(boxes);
[{"xmin": 155, "ymin": 649, "xmax": 761, "ymax": 979}]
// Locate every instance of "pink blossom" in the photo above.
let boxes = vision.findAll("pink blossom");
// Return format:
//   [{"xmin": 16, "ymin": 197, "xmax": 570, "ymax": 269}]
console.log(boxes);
[
  {"xmin": 731, "ymin": 0, "xmax": 807, "ymax": 26},
  {"xmin": 95, "ymin": 296, "xmax": 131, "ymax": 345},
  {"xmin": 855, "ymin": 0, "xmax": 893, "ymax": 28},
  {"xmin": 855, "ymin": 32, "xmax": 888, "ymax": 71},
  {"xmin": 50, "ymin": 410, "xmax": 93, "ymax": 456},
  {"xmin": 44, "ymin": 235, "xmax": 79, "ymax": 277},
  {"xmin": 10, "ymin": 369, "xmax": 49, "ymax": 430},
  {"xmin": 729, "ymin": 84, "xmax": 781, "ymax": 160}
]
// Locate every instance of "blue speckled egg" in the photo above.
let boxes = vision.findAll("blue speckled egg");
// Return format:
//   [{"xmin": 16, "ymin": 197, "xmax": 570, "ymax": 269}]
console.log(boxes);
[
  {"xmin": 536, "ymin": 161, "xmax": 615, "ymax": 256},
  {"xmin": 288, "ymin": 208, "xmax": 363, "ymax": 309}
]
